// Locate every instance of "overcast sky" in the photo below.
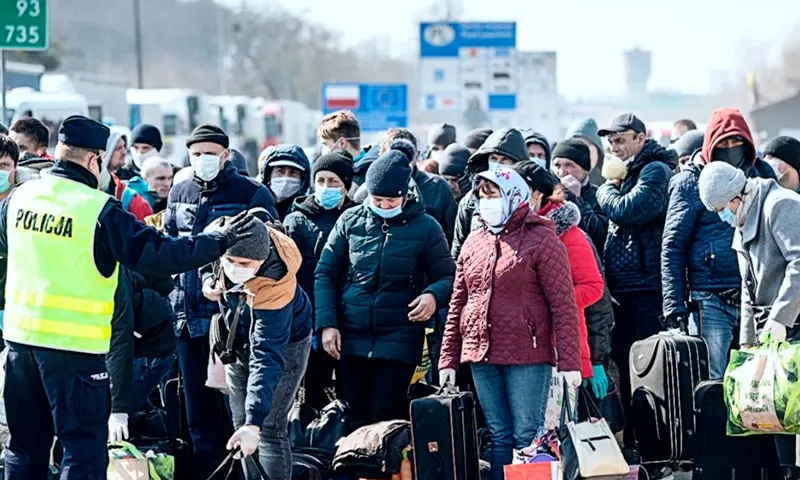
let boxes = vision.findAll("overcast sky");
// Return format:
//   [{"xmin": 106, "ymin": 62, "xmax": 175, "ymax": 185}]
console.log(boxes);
[{"xmin": 219, "ymin": 0, "xmax": 799, "ymax": 97}]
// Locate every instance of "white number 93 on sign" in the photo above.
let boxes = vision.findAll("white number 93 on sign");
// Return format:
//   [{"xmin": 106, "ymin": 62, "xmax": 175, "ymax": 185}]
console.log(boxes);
[{"xmin": 17, "ymin": 0, "xmax": 41, "ymax": 18}]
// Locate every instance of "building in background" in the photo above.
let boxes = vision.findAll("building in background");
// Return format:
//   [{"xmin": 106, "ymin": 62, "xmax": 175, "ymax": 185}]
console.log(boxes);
[
  {"xmin": 514, "ymin": 51, "xmax": 561, "ymax": 141},
  {"xmin": 624, "ymin": 48, "xmax": 651, "ymax": 103}
]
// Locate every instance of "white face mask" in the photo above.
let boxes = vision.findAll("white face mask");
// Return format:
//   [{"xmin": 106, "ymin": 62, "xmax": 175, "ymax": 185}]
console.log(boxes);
[
  {"xmin": 221, "ymin": 257, "xmax": 257, "ymax": 285},
  {"xmin": 98, "ymin": 168, "xmax": 111, "ymax": 191},
  {"xmin": 479, "ymin": 197, "xmax": 507, "ymax": 232},
  {"xmin": 430, "ymin": 150, "xmax": 446, "ymax": 162},
  {"xmin": 271, "ymin": 176, "xmax": 302, "ymax": 201},
  {"xmin": 131, "ymin": 149, "xmax": 159, "ymax": 169},
  {"xmin": 766, "ymin": 159, "xmax": 787, "ymax": 181},
  {"xmin": 190, "ymin": 154, "xmax": 222, "ymax": 182}
]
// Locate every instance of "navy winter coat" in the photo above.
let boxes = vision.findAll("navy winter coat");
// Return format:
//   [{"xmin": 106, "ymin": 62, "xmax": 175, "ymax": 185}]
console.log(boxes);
[
  {"xmin": 661, "ymin": 157, "xmax": 776, "ymax": 318},
  {"xmin": 314, "ymin": 195, "xmax": 455, "ymax": 365},
  {"xmin": 596, "ymin": 140, "xmax": 678, "ymax": 294},
  {"xmin": 164, "ymin": 161, "xmax": 278, "ymax": 337}
]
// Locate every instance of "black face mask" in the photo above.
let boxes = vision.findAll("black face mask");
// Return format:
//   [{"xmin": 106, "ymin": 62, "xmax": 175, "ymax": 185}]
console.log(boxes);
[{"xmin": 712, "ymin": 145, "xmax": 750, "ymax": 171}]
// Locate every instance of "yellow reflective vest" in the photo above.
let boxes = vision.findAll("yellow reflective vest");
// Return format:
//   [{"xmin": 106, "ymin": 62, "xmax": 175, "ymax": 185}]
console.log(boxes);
[{"xmin": 4, "ymin": 174, "xmax": 118, "ymax": 354}]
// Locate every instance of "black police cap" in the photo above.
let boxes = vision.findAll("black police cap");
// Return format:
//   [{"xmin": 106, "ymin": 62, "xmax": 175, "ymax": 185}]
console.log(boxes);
[{"xmin": 57, "ymin": 115, "xmax": 110, "ymax": 151}]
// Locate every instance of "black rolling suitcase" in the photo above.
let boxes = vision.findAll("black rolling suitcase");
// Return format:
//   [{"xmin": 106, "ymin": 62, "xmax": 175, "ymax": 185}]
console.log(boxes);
[
  {"xmin": 629, "ymin": 331, "xmax": 709, "ymax": 464},
  {"xmin": 693, "ymin": 380, "xmax": 781, "ymax": 480},
  {"xmin": 410, "ymin": 387, "xmax": 480, "ymax": 480}
]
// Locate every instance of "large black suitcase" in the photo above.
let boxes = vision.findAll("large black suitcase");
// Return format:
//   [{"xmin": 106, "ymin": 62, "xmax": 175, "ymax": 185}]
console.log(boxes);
[
  {"xmin": 410, "ymin": 388, "xmax": 480, "ymax": 480},
  {"xmin": 629, "ymin": 331, "xmax": 709, "ymax": 464},
  {"xmin": 693, "ymin": 380, "xmax": 781, "ymax": 479}
]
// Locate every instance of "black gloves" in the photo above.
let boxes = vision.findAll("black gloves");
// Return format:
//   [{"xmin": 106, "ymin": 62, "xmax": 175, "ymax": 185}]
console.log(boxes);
[
  {"xmin": 663, "ymin": 312, "xmax": 689, "ymax": 333},
  {"xmin": 219, "ymin": 211, "xmax": 258, "ymax": 248}
]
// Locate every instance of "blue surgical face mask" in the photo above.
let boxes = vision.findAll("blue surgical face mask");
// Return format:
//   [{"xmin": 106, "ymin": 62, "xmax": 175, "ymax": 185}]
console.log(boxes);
[
  {"xmin": 368, "ymin": 200, "xmax": 402, "ymax": 219},
  {"xmin": 314, "ymin": 186, "xmax": 343, "ymax": 210},
  {"xmin": 487, "ymin": 161, "xmax": 500, "ymax": 172},
  {"xmin": 717, "ymin": 208, "xmax": 735, "ymax": 226},
  {"xmin": 0, "ymin": 170, "xmax": 11, "ymax": 193},
  {"xmin": 530, "ymin": 157, "xmax": 546, "ymax": 169}
]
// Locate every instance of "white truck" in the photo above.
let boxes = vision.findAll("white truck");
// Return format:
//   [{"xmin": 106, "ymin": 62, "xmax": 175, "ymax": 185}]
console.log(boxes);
[
  {"xmin": 127, "ymin": 88, "xmax": 215, "ymax": 168},
  {"xmin": 40, "ymin": 73, "xmax": 129, "ymax": 127},
  {"xmin": 4, "ymin": 87, "xmax": 89, "ymax": 148}
]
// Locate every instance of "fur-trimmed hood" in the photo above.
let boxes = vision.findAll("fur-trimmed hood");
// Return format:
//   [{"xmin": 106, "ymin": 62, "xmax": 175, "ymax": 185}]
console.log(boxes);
[{"xmin": 540, "ymin": 201, "xmax": 581, "ymax": 237}]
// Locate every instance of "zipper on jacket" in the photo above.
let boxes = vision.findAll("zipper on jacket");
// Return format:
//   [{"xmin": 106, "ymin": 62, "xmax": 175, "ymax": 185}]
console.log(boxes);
[{"xmin": 368, "ymin": 220, "xmax": 390, "ymax": 358}]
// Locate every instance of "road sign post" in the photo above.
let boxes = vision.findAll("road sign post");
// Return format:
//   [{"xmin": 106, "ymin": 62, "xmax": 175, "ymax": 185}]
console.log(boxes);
[
  {"xmin": 321, "ymin": 83, "xmax": 408, "ymax": 132},
  {"xmin": 0, "ymin": 0, "xmax": 48, "ymax": 122},
  {"xmin": 418, "ymin": 22, "xmax": 517, "ymax": 124}
]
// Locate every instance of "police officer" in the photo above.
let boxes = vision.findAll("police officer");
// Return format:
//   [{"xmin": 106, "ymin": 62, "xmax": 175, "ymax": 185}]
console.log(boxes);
[{"xmin": 0, "ymin": 115, "xmax": 259, "ymax": 480}]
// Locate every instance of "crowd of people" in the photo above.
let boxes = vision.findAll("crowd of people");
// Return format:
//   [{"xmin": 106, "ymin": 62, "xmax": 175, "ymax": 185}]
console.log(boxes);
[{"xmin": 0, "ymin": 105, "xmax": 798, "ymax": 480}]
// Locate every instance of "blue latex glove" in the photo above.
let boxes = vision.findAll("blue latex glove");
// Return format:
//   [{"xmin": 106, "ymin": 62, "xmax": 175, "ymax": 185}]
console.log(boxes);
[{"xmin": 588, "ymin": 364, "xmax": 608, "ymax": 399}]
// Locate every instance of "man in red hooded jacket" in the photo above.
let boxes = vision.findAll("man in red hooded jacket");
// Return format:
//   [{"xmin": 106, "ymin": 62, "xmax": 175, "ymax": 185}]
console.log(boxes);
[{"xmin": 662, "ymin": 107, "xmax": 775, "ymax": 380}]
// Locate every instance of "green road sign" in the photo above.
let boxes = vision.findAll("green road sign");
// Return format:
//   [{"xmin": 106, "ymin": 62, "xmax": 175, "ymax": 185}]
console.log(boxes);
[{"xmin": 0, "ymin": 0, "xmax": 47, "ymax": 51}]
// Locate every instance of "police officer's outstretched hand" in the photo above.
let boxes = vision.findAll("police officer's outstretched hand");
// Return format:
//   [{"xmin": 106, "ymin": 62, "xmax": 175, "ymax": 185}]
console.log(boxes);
[{"xmin": 220, "ymin": 211, "xmax": 258, "ymax": 248}]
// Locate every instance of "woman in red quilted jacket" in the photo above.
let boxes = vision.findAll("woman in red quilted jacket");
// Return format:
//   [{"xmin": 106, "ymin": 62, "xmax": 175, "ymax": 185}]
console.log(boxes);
[
  {"xmin": 520, "ymin": 165, "xmax": 606, "ymax": 379},
  {"xmin": 437, "ymin": 167, "xmax": 582, "ymax": 480}
]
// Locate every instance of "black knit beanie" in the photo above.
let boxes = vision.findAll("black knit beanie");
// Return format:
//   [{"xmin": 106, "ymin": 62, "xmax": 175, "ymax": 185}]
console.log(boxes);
[
  {"xmin": 313, "ymin": 152, "xmax": 354, "ymax": 190},
  {"xmin": 186, "ymin": 124, "xmax": 229, "ymax": 148},
  {"xmin": 427, "ymin": 123, "xmax": 457, "ymax": 148},
  {"xmin": 366, "ymin": 148, "xmax": 412, "ymax": 197},
  {"xmin": 552, "ymin": 139, "xmax": 591, "ymax": 172},
  {"xmin": 513, "ymin": 160, "xmax": 554, "ymax": 198},
  {"xmin": 764, "ymin": 136, "xmax": 800, "ymax": 173},
  {"xmin": 463, "ymin": 128, "xmax": 493, "ymax": 150},
  {"xmin": 131, "ymin": 123, "xmax": 163, "ymax": 151},
  {"xmin": 439, "ymin": 143, "xmax": 470, "ymax": 178}
]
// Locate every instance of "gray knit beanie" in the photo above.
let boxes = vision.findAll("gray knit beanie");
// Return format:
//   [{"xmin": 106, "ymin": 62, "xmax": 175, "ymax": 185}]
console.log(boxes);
[
  {"xmin": 698, "ymin": 161, "xmax": 747, "ymax": 211},
  {"xmin": 226, "ymin": 216, "xmax": 270, "ymax": 260}
]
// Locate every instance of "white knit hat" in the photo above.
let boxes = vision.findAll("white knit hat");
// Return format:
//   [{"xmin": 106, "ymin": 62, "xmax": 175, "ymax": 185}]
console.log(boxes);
[{"xmin": 698, "ymin": 161, "xmax": 746, "ymax": 211}]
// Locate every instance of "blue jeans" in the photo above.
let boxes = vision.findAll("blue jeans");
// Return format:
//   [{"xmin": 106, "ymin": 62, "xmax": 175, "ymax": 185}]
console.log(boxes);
[
  {"xmin": 690, "ymin": 291, "xmax": 739, "ymax": 379},
  {"xmin": 131, "ymin": 354, "xmax": 176, "ymax": 412},
  {"xmin": 471, "ymin": 363, "xmax": 552, "ymax": 480}
]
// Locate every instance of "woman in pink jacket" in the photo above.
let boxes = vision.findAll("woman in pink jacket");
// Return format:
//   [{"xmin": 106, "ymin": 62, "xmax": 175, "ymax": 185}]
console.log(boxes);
[{"xmin": 438, "ymin": 167, "xmax": 581, "ymax": 480}]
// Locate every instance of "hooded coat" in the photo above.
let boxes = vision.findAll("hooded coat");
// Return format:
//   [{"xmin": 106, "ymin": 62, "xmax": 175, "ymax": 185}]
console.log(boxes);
[
  {"xmin": 104, "ymin": 132, "xmax": 153, "ymax": 221},
  {"xmin": 260, "ymin": 144, "xmax": 311, "ymax": 220},
  {"xmin": 661, "ymin": 109, "xmax": 775, "ymax": 319},
  {"xmin": 314, "ymin": 192, "xmax": 455, "ymax": 365},
  {"xmin": 451, "ymin": 129, "xmax": 529, "ymax": 259},
  {"xmin": 540, "ymin": 201, "xmax": 605, "ymax": 378},
  {"xmin": 596, "ymin": 140, "xmax": 678, "ymax": 293},
  {"xmin": 216, "ymin": 226, "xmax": 312, "ymax": 427}
]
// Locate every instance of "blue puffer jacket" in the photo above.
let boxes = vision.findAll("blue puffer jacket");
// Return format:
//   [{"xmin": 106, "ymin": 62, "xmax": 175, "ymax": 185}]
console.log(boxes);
[
  {"xmin": 163, "ymin": 161, "xmax": 278, "ymax": 337},
  {"xmin": 597, "ymin": 140, "xmax": 678, "ymax": 293},
  {"xmin": 661, "ymin": 155, "xmax": 776, "ymax": 318}
]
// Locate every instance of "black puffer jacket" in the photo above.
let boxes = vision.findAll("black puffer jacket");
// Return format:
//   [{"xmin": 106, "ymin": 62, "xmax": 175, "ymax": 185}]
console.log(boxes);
[
  {"xmin": 575, "ymin": 182, "xmax": 609, "ymax": 256},
  {"xmin": 451, "ymin": 128, "xmax": 529, "ymax": 259},
  {"xmin": 582, "ymin": 231, "xmax": 614, "ymax": 366},
  {"xmin": 283, "ymin": 194, "xmax": 357, "ymax": 306},
  {"xmin": 596, "ymin": 140, "xmax": 678, "ymax": 293},
  {"xmin": 314, "ymin": 194, "xmax": 455, "ymax": 364},
  {"xmin": 108, "ymin": 269, "xmax": 175, "ymax": 414}
]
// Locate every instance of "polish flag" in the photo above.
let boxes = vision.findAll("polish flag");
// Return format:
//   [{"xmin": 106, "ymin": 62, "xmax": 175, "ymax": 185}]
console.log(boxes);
[{"xmin": 325, "ymin": 85, "xmax": 360, "ymax": 110}]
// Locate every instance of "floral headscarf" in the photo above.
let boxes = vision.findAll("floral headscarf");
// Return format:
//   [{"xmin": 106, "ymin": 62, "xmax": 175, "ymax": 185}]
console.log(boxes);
[{"xmin": 473, "ymin": 167, "xmax": 531, "ymax": 232}]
